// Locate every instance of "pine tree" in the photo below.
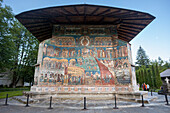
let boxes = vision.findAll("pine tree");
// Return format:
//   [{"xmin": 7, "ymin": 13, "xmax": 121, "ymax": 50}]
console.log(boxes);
[
  {"xmin": 141, "ymin": 68, "xmax": 144, "ymax": 84},
  {"xmin": 144, "ymin": 67, "xmax": 148, "ymax": 84},
  {"xmin": 136, "ymin": 46, "xmax": 150, "ymax": 66},
  {"xmin": 155, "ymin": 63, "xmax": 162, "ymax": 88},
  {"xmin": 136, "ymin": 70, "xmax": 139, "ymax": 84},
  {"xmin": 151, "ymin": 64, "xmax": 156, "ymax": 88},
  {"xmin": 147, "ymin": 68, "xmax": 153, "ymax": 88},
  {"xmin": 138, "ymin": 69, "xmax": 142, "ymax": 86}
]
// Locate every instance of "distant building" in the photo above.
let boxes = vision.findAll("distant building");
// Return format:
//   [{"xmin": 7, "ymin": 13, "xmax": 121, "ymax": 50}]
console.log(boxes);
[
  {"xmin": 160, "ymin": 69, "xmax": 170, "ymax": 84},
  {"xmin": 160, "ymin": 69, "xmax": 170, "ymax": 94},
  {"xmin": 0, "ymin": 72, "xmax": 11, "ymax": 87},
  {"xmin": 0, "ymin": 71, "xmax": 28, "ymax": 87}
]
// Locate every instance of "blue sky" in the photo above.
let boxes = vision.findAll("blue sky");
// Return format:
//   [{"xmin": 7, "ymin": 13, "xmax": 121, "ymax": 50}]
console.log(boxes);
[{"xmin": 3, "ymin": 0, "xmax": 170, "ymax": 63}]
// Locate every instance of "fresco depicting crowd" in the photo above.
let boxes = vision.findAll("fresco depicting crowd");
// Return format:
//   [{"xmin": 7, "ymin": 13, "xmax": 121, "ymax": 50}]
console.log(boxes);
[{"xmin": 34, "ymin": 35, "xmax": 131, "ymax": 86}]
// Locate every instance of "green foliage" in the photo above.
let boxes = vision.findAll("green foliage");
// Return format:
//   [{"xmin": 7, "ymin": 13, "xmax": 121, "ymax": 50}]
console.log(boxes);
[
  {"xmin": 0, "ymin": 1, "xmax": 15, "ymax": 72},
  {"xmin": 147, "ymin": 68, "xmax": 153, "ymax": 87},
  {"xmin": 151, "ymin": 64, "xmax": 156, "ymax": 88},
  {"xmin": 135, "ymin": 49, "xmax": 168, "ymax": 89},
  {"xmin": 136, "ymin": 59, "xmax": 167, "ymax": 89},
  {"xmin": 155, "ymin": 63, "xmax": 162, "ymax": 88},
  {"xmin": 136, "ymin": 46, "xmax": 150, "ymax": 66},
  {"xmin": 0, "ymin": 1, "xmax": 39, "ymax": 87},
  {"xmin": 0, "ymin": 87, "xmax": 30, "ymax": 92}
]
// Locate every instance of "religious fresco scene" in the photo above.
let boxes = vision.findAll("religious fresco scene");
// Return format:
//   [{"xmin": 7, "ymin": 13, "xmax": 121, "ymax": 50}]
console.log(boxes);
[
  {"xmin": 33, "ymin": 25, "xmax": 133, "ymax": 91},
  {"xmin": 15, "ymin": 4, "xmax": 155, "ymax": 93}
]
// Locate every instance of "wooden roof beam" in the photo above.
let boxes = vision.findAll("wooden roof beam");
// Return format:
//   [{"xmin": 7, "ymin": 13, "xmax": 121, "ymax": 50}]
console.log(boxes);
[
  {"xmin": 31, "ymin": 28, "xmax": 52, "ymax": 34},
  {"xmin": 118, "ymin": 35, "xmax": 131, "ymax": 42},
  {"xmin": 61, "ymin": 7, "xmax": 73, "ymax": 15},
  {"xmin": 34, "ymin": 31, "xmax": 52, "ymax": 37},
  {"xmin": 26, "ymin": 24, "xmax": 50, "ymax": 29},
  {"xmin": 74, "ymin": 6, "xmax": 79, "ymax": 16},
  {"xmin": 90, "ymin": 7, "xmax": 99, "ymax": 15},
  {"xmin": 65, "ymin": 16, "xmax": 72, "ymax": 23},
  {"xmin": 120, "ymin": 24, "xmax": 143, "ymax": 30},
  {"xmin": 96, "ymin": 9, "xmax": 111, "ymax": 16},
  {"xmin": 38, "ymin": 34, "xmax": 52, "ymax": 40},
  {"xmin": 30, "ymin": 10, "xmax": 54, "ymax": 18},
  {"xmin": 112, "ymin": 19, "xmax": 122, "ymax": 25},
  {"xmin": 123, "ymin": 18, "xmax": 154, "ymax": 21},
  {"xmin": 22, "ymin": 21, "xmax": 49, "ymax": 26},
  {"xmin": 17, "ymin": 17, "xmax": 48, "ymax": 20},
  {"xmin": 118, "ymin": 31, "xmax": 135, "ymax": 38},
  {"xmin": 118, "ymin": 29, "xmax": 137, "ymax": 36},
  {"xmin": 106, "ymin": 13, "xmax": 145, "ymax": 19},
  {"xmin": 98, "ymin": 16, "xmax": 105, "ymax": 23},
  {"xmin": 122, "ymin": 22, "xmax": 147, "ymax": 26},
  {"xmin": 28, "ymin": 26, "xmax": 50, "ymax": 31},
  {"xmin": 116, "ymin": 12, "xmax": 138, "ymax": 17},
  {"xmin": 119, "ymin": 27, "xmax": 139, "ymax": 33},
  {"xmin": 104, "ymin": 9, "xmax": 121, "ymax": 16},
  {"xmin": 84, "ymin": 5, "xmax": 87, "ymax": 23}
]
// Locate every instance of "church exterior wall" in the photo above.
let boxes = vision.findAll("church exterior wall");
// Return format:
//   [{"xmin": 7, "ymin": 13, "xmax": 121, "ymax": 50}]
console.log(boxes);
[{"xmin": 31, "ymin": 25, "xmax": 138, "ymax": 93}]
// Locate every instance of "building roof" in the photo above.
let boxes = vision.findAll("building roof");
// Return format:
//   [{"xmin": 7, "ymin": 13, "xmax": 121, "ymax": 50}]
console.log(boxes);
[
  {"xmin": 160, "ymin": 69, "xmax": 170, "ymax": 78},
  {"xmin": 15, "ymin": 4, "xmax": 155, "ymax": 42}
]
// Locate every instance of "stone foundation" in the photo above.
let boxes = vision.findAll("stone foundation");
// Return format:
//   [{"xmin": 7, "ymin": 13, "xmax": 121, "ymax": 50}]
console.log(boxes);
[{"xmin": 23, "ymin": 90, "xmax": 148, "ymax": 102}]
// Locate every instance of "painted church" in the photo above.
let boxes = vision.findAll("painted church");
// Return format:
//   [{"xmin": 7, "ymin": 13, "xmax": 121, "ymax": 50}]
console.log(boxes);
[{"xmin": 16, "ymin": 4, "xmax": 155, "ymax": 97}]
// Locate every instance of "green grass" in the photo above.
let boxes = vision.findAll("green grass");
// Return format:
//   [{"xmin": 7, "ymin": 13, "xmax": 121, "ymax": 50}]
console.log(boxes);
[
  {"xmin": 0, "ymin": 90, "xmax": 29, "ymax": 99},
  {"xmin": 0, "ymin": 87, "xmax": 30, "ymax": 92}
]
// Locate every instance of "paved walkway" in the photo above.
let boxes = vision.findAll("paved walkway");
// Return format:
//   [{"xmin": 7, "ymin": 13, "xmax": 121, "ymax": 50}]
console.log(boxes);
[{"xmin": 0, "ymin": 92, "xmax": 169, "ymax": 113}]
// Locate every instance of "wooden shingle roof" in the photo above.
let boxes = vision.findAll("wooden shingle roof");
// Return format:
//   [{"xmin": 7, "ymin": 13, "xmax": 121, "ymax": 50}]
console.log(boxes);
[{"xmin": 15, "ymin": 4, "xmax": 155, "ymax": 42}]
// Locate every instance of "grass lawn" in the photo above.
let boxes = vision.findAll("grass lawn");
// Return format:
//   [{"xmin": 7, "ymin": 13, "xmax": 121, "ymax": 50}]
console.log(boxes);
[{"xmin": 0, "ymin": 90, "xmax": 28, "ymax": 99}]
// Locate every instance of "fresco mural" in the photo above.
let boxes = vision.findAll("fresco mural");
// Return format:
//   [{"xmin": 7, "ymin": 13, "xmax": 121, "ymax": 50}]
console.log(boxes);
[{"xmin": 32, "ymin": 25, "xmax": 133, "ymax": 92}]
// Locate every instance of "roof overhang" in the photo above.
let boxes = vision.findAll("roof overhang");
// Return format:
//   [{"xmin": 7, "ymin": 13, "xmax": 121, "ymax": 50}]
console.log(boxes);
[{"xmin": 15, "ymin": 4, "xmax": 155, "ymax": 42}]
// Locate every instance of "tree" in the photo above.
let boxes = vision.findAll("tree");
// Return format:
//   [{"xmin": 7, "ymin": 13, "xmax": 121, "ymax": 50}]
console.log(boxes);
[
  {"xmin": 151, "ymin": 64, "xmax": 155, "ymax": 88},
  {"xmin": 158, "ymin": 57, "xmax": 164, "ymax": 67},
  {"xmin": 144, "ymin": 66, "xmax": 148, "ymax": 84},
  {"xmin": 155, "ymin": 63, "xmax": 162, "ymax": 88},
  {"xmin": 9, "ymin": 20, "xmax": 39, "ymax": 87},
  {"xmin": 136, "ymin": 46, "xmax": 150, "ymax": 66},
  {"xmin": 0, "ymin": 0, "xmax": 39, "ymax": 87},
  {"xmin": 0, "ymin": 0, "xmax": 15, "ymax": 72},
  {"xmin": 147, "ymin": 68, "xmax": 153, "ymax": 87}
]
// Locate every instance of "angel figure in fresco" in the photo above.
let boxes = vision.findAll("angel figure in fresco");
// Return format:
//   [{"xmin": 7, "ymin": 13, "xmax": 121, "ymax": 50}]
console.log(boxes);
[
  {"xmin": 43, "ymin": 44, "xmax": 47, "ymax": 56},
  {"xmin": 34, "ymin": 76, "xmax": 38, "ymax": 85},
  {"xmin": 54, "ymin": 48, "xmax": 61, "ymax": 57},
  {"xmin": 47, "ymin": 46, "xmax": 54, "ymax": 57},
  {"xmin": 78, "ymin": 58, "xmax": 83, "ymax": 66},
  {"xmin": 118, "ymin": 46, "xmax": 122, "ymax": 57},
  {"xmin": 122, "ymin": 46, "xmax": 128, "ymax": 57},
  {"xmin": 78, "ymin": 50, "xmax": 81, "ymax": 57},
  {"xmin": 97, "ymin": 49, "xmax": 101, "ymax": 58},
  {"xmin": 40, "ymin": 74, "xmax": 44, "ymax": 82},
  {"xmin": 49, "ymin": 74, "xmax": 54, "ymax": 83},
  {"xmin": 57, "ymin": 74, "xmax": 60, "ymax": 82},
  {"xmin": 90, "ymin": 72, "xmax": 93, "ymax": 78},
  {"xmin": 62, "ymin": 49, "xmax": 68, "ymax": 58},
  {"xmin": 44, "ymin": 74, "xmax": 48, "ymax": 83}
]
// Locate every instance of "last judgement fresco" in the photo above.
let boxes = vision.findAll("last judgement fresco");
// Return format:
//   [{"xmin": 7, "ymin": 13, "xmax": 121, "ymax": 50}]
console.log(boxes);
[{"xmin": 34, "ymin": 25, "xmax": 133, "ymax": 87}]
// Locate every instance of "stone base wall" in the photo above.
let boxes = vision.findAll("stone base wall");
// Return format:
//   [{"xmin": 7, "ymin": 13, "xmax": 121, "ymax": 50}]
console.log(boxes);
[
  {"xmin": 31, "ymin": 85, "xmax": 133, "ymax": 93},
  {"xmin": 25, "ymin": 89, "xmax": 147, "ymax": 101}
]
